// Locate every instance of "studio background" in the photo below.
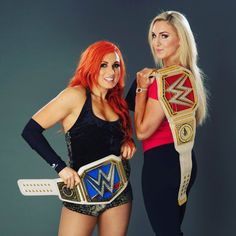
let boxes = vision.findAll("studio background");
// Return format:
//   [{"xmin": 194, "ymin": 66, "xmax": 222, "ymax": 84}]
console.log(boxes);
[{"xmin": 1, "ymin": 0, "xmax": 235, "ymax": 235}]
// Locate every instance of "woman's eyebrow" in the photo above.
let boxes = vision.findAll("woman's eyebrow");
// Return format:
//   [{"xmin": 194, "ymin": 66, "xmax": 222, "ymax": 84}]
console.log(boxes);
[{"xmin": 159, "ymin": 31, "xmax": 169, "ymax": 34}]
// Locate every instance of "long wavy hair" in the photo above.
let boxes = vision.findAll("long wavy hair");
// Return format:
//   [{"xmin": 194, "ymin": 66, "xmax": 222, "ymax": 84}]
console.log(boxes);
[
  {"xmin": 68, "ymin": 41, "xmax": 132, "ymax": 144},
  {"xmin": 148, "ymin": 11, "xmax": 208, "ymax": 125}
]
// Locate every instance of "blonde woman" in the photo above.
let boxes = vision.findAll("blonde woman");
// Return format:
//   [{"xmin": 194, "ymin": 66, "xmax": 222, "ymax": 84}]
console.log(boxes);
[{"xmin": 127, "ymin": 11, "xmax": 207, "ymax": 235}]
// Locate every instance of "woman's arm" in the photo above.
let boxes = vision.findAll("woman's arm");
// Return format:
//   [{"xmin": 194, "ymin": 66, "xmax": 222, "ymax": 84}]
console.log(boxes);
[
  {"xmin": 134, "ymin": 68, "xmax": 165, "ymax": 140},
  {"xmin": 22, "ymin": 86, "xmax": 85, "ymax": 188}
]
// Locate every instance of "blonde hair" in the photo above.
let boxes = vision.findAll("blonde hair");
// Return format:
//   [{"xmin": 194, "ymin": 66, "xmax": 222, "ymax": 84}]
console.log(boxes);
[{"xmin": 148, "ymin": 11, "xmax": 208, "ymax": 125}]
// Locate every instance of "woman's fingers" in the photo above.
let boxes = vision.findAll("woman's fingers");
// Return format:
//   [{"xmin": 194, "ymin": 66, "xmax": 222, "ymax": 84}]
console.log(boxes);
[
  {"xmin": 67, "ymin": 173, "xmax": 80, "ymax": 189},
  {"xmin": 122, "ymin": 146, "xmax": 128, "ymax": 159},
  {"xmin": 136, "ymin": 68, "xmax": 156, "ymax": 88},
  {"xmin": 131, "ymin": 146, "xmax": 136, "ymax": 158},
  {"xmin": 122, "ymin": 145, "xmax": 129, "ymax": 159},
  {"xmin": 59, "ymin": 167, "xmax": 81, "ymax": 189},
  {"xmin": 128, "ymin": 146, "xmax": 136, "ymax": 159},
  {"xmin": 68, "ymin": 177, "xmax": 74, "ymax": 189},
  {"xmin": 121, "ymin": 144, "xmax": 136, "ymax": 160},
  {"xmin": 74, "ymin": 174, "xmax": 81, "ymax": 186}
]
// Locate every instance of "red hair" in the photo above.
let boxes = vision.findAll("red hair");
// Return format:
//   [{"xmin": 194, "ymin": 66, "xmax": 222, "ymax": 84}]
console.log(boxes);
[{"xmin": 68, "ymin": 41, "xmax": 133, "ymax": 145}]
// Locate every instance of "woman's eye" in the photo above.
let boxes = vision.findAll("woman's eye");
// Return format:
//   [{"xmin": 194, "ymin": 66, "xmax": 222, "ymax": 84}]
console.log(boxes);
[
  {"xmin": 161, "ymin": 34, "xmax": 169, "ymax": 39},
  {"xmin": 100, "ymin": 63, "xmax": 107, "ymax": 68},
  {"xmin": 113, "ymin": 63, "xmax": 120, "ymax": 69},
  {"xmin": 152, "ymin": 33, "xmax": 156, "ymax": 39}
]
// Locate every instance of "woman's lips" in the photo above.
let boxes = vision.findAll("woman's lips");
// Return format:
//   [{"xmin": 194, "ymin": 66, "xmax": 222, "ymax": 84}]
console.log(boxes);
[
  {"xmin": 104, "ymin": 76, "xmax": 114, "ymax": 82},
  {"xmin": 156, "ymin": 48, "xmax": 164, "ymax": 53}
]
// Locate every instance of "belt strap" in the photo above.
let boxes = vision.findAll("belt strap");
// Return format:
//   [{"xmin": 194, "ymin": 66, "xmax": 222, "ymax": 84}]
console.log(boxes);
[
  {"xmin": 154, "ymin": 65, "xmax": 198, "ymax": 205},
  {"xmin": 18, "ymin": 155, "xmax": 128, "ymax": 205}
]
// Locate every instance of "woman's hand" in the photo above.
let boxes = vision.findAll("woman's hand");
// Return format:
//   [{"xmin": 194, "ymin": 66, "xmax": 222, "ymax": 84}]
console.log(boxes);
[
  {"xmin": 121, "ymin": 141, "xmax": 136, "ymax": 160},
  {"xmin": 58, "ymin": 167, "xmax": 81, "ymax": 189},
  {"xmin": 136, "ymin": 68, "xmax": 157, "ymax": 88}
]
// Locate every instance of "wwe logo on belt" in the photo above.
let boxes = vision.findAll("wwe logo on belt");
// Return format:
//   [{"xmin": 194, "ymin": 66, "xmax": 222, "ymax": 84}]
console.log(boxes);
[
  {"xmin": 84, "ymin": 163, "xmax": 120, "ymax": 200},
  {"xmin": 166, "ymin": 75, "xmax": 194, "ymax": 107}
]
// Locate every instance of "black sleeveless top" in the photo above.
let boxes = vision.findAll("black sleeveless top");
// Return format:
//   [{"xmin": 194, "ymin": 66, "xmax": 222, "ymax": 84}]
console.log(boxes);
[{"xmin": 65, "ymin": 90, "xmax": 125, "ymax": 171}]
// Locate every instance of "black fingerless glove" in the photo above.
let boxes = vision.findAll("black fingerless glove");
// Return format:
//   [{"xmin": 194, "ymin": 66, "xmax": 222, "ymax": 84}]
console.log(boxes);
[{"xmin": 21, "ymin": 118, "xmax": 67, "ymax": 173}]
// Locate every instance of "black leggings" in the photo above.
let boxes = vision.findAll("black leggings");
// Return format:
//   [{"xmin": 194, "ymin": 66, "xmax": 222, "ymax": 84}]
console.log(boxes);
[{"xmin": 142, "ymin": 143, "xmax": 197, "ymax": 236}]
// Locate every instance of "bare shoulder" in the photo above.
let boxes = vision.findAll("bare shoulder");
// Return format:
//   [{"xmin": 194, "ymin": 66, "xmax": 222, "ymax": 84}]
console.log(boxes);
[
  {"xmin": 59, "ymin": 85, "xmax": 87, "ymax": 131},
  {"xmin": 31, "ymin": 85, "xmax": 87, "ymax": 129},
  {"xmin": 60, "ymin": 85, "xmax": 86, "ymax": 99},
  {"xmin": 57, "ymin": 85, "xmax": 86, "ymax": 107}
]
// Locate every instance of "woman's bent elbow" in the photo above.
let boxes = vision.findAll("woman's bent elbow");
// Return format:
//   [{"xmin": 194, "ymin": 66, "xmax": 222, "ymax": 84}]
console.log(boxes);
[{"xmin": 136, "ymin": 131, "xmax": 147, "ymax": 140}]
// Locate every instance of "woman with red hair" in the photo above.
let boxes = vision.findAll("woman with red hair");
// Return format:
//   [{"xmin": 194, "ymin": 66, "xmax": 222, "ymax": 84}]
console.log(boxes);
[{"xmin": 22, "ymin": 41, "xmax": 136, "ymax": 235}]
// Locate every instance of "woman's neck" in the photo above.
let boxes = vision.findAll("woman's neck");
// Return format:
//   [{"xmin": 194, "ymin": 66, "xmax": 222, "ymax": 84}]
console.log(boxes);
[
  {"xmin": 163, "ymin": 57, "xmax": 180, "ymax": 68},
  {"xmin": 91, "ymin": 86, "xmax": 108, "ymax": 101}
]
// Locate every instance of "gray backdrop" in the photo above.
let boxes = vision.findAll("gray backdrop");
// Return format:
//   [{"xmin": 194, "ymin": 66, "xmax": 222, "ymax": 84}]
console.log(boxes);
[{"xmin": 1, "ymin": 0, "xmax": 236, "ymax": 235}]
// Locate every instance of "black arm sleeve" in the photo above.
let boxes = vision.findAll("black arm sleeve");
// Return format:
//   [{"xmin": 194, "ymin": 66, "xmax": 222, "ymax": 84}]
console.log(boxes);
[
  {"xmin": 21, "ymin": 118, "xmax": 67, "ymax": 173},
  {"xmin": 125, "ymin": 79, "xmax": 137, "ymax": 112}
]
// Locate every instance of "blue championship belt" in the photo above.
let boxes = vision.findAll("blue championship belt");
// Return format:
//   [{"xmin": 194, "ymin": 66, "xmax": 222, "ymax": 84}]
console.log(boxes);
[{"xmin": 18, "ymin": 155, "xmax": 128, "ymax": 205}]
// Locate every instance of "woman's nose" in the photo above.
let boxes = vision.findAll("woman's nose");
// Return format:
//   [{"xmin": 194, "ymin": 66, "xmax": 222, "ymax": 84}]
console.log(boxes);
[
  {"xmin": 108, "ymin": 65, "xmax": 115, "ymax": 74},
  {"xmin": 156, "ymin": 37, "xmax": 161, "ymax": 46}
]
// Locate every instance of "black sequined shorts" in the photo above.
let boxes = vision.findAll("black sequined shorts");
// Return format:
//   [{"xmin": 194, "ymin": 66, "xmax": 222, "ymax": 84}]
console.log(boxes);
[{"xmin": 63, "ymin": 182, "xmax": 132, "ymax": 217}]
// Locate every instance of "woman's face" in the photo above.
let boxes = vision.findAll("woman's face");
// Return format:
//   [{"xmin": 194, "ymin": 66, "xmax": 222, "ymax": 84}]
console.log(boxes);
[
  {"xmin": 151, "ymin": 20, "xmax": 180, "ymax": 66},
  {"xmin": 97, "ymin": 52, "xmax": 120, "ymax": 91}
]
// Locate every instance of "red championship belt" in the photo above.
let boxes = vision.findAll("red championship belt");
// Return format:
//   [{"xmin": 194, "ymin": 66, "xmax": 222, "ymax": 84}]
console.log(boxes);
[{"xmin": 154, "ymin": 65, "xmax": 198, "ymax": 205}]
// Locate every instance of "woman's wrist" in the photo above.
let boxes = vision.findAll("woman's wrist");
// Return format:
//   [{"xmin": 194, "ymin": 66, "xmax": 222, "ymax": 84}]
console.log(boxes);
[{"xmin": 136, "ymin": 87, "xmax": 148, "ymax": 93}]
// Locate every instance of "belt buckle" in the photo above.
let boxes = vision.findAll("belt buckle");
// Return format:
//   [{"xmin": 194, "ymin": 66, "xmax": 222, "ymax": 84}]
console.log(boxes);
[{"xmin": 79, "ymin": 155, "xmax": 127, "ymax": 204}]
